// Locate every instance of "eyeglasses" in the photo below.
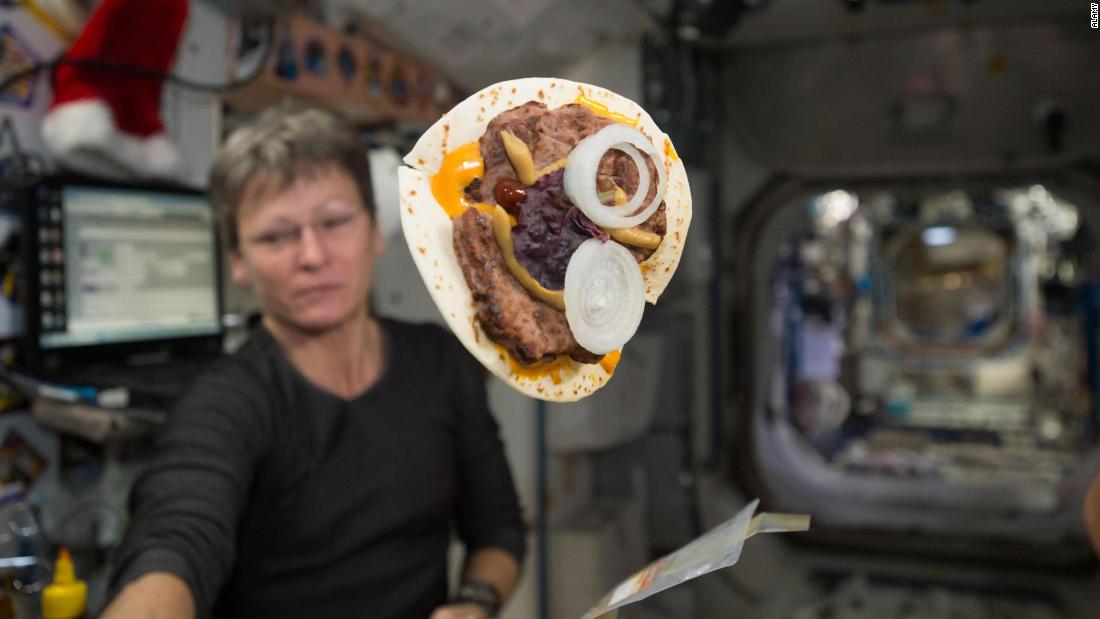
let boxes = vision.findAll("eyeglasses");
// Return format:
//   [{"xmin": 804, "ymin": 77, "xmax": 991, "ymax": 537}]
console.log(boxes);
[{"xmin": 243, "ymin": 208, "xmax": 366, "ymax": 253}]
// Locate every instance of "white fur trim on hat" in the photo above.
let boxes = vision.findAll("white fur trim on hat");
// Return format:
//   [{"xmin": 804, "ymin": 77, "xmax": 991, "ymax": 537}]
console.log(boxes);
[
  {"xmin": 139, "ymin": 132, "xmax": 184, "ymax": 178},
  {"xmin": 42, "ymin": 98, "xmax": 184, "ymax": 180},
  {"xmin": 42, "ymin": 98, "xmax": 115, "ymax": 158}
]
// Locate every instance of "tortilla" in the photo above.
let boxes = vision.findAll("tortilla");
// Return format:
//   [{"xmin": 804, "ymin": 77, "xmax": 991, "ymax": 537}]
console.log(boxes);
[{"xmin": 398, "ymin": 77, "xmax": 692, "ymax": 402}]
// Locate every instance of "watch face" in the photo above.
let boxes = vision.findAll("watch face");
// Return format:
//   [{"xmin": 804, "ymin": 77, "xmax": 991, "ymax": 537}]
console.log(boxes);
[{"xmin": 456, "ymin": 581, "xmax": 501, "ymax": 616}]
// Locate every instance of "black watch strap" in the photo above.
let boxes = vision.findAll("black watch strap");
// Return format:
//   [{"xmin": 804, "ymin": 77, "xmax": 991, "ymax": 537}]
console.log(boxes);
[{"xmin": 454, "ymin": 579, "xmax": 502, "ymax": 617}]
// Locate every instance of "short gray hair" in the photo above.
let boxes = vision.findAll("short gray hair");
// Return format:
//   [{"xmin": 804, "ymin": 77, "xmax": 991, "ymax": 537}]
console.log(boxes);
[{"xmin": 209, "ymin": 104, "xmax": 375, "ymax": 252}]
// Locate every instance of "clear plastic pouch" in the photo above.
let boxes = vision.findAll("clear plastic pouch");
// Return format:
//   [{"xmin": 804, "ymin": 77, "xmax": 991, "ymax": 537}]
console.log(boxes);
[{"xmin": 583, "ymin": 499, "xmax": 810, "ymax": 619}]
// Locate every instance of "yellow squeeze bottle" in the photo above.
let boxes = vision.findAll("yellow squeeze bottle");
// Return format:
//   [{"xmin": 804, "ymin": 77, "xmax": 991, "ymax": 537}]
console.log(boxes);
[{"xmin": 42, "ymin": 548, "xmax": 87, "ymax": 619}]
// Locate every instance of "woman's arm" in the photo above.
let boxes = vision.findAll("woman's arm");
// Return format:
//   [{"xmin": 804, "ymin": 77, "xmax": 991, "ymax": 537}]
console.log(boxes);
[
  {"xmin": 431, "ymin": 548, "xmax": 521, "ymax": 619},
  {"xmin": 1086, "ymin": 469, "xmax": 1100, "ymax": 556},
  {"xmin": 440, "ymin": 332, "xmax": 528, "ymax": 616},
  {"xmin": 103, "ymin": 362, "xmax": 274, "ymax": 616},
  {"xmin": 100, "ymin": 572, "xmax": 195, "ymax": 619},
  {"xmin": 462, "ymin": 547, "xmax": 521, "ymax": 606}
]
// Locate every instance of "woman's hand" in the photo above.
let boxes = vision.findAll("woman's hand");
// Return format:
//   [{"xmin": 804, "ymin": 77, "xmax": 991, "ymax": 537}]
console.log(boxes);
[{"xmin": 429, "ymin": 602, "xmax": 490, "ymax": 619}]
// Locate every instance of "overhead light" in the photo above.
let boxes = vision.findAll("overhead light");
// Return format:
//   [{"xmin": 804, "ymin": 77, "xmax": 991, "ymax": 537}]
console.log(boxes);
[{"xmin": 922, "ymin": 226, "xmax": 957, "ymax": 246}]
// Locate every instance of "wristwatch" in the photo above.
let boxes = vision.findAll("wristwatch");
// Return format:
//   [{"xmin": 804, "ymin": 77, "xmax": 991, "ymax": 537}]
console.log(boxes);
[{"xmin": 454, "ymin": 579, "xmax": 502, "ymax": 618}]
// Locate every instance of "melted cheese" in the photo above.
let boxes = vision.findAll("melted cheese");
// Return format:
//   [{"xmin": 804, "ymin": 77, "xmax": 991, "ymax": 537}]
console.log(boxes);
[
  {"xmin": 664, "ymin": 137, "xmax": 679, "ymax": 162},
  {"xmin": 598, "ymin": 350, "xmax": 622, "ymax": 376},
  {"xmin": 431, "ymin": 141, "xmax": 487, "ymax": 218},
  {"xmin": 496, "ymin": 344, "xmax": 574, "ymax": 385},
  {"xmin": 574, "ymin": 94, "xmax": 640, "ymax": 127}
]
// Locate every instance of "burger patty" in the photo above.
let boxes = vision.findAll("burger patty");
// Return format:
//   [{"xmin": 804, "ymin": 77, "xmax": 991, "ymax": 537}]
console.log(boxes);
[
  {"xmin": 471, "ymin": 103, "xmax": 667, "ymax": 261},
  {"xmin": 455, "ymin": 101, "xmax": 667, "ymax": 367},
  {"xmin": 475, "ymin": 105, "xmax": 660, "ymax": 207},
  {"xmin": 452, "ymin": 208, "xmax": 602, "ymax": 365},
  {"xmin": 472, "ymin": 102, "xmax": 547, "ymax": 206}
]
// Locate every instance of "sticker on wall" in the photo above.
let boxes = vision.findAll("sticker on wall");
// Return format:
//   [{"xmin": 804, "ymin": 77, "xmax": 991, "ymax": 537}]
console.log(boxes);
[
  {"xmin": 415, "ymin": 69, "xmax": 433, "ymax": 110},
  {"xmin": 274, "ymin": 22, "xmax": 298, "ymax": 81},
  {"xmin": 433, "ymin": 81, "xmax": 450, "ymax": 110},
  {"xmin": 365, "ymin": 50, "xmax": 383, "ymax": 99},
  {"xmin": 0, "ymin": 24, "xmax": 42, "ymax": 108},
  {"xmin": 337, "ymin": 45, "xmax": 356, "ymax": 85},
  {"xmin": 389, "ymin": 63, "xmax": 408, "ymax": 106},
  {"xmin": 304, "ymin": 37, "xmax": 327, "ymax": 76}
]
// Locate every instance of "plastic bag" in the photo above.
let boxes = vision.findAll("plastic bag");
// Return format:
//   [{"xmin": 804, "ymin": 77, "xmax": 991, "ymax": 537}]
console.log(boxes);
[{"xmin": 583, "ymin": 499, "xmax": 810, "ymax": 619}]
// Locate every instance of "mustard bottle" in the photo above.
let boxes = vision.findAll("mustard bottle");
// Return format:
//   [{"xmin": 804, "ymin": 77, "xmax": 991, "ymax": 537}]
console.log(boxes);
[{"xmin": 41, "ymin": 548, "xmax": 86, "ymax": 619}]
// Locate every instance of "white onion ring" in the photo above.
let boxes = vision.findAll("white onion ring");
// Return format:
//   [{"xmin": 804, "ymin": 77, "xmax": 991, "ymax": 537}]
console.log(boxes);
[
  {"xmin": 564, "ymin": 124, "xmax": 666, "ymax": 229},
  {"xmin": 564, "ymin": 239, "xmax": 646, "ymax": 355}
]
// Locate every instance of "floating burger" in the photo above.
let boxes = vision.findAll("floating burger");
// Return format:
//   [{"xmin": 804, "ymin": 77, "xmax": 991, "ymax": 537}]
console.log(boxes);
[{"xmin": 398, "ymin": 78, "xmax": 691, "ymax": 402}]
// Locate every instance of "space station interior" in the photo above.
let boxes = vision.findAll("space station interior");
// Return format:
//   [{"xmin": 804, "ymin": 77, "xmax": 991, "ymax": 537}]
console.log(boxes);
[
  {"xmin": 742, "ymin": 181, "xmax": 1099, "ymax": 550},
  {"xmin": 0, "ymin": 1, "xmax": 1098, "ymax": 618},
  {"xmin": 527, "ymin": 4, "xmax": 1100, "ymax": 618}
]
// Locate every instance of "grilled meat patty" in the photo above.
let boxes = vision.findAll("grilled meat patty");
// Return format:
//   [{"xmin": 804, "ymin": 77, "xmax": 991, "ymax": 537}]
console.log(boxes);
[
  {"xmin": 471, "ymin": 103, "xmax": 667, "ymax": 262},
  {"xmin": 452, "ymin": 208, "xmax": 602, "ymax": 365},
  {"xmin": 455, "ymin": 102, "xmax": 666, "ymax": 366},
  {"xmin": 470, "ymin": 102, "xmax": 547, "ymax": 206}
]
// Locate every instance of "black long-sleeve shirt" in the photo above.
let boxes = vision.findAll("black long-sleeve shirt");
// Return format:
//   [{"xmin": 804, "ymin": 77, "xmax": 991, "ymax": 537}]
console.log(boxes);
[{"xmin": 108, "ymin": 319, "xmax": 527, "ymax": 619}]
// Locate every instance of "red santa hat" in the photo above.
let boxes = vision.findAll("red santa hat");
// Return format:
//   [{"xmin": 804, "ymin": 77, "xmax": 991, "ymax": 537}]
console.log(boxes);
[{"xmin": 41, "ymin": 0, "xmax": 189, "ymax": 180}]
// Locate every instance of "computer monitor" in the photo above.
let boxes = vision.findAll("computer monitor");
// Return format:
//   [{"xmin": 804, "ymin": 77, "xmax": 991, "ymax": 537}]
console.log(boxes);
[{"xmin": 21, "ymin": 178, "xmax": 223, "ymax": 374}]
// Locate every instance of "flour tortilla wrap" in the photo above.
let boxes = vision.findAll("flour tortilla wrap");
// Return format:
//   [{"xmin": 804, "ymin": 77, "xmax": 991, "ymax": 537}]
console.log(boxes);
[{"xmin": 398, "ymin": 77, "xmax": 692, "ymax": 402}]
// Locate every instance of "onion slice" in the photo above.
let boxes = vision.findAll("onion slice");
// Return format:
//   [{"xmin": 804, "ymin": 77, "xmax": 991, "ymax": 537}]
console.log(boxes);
[
  {"xmin": 564, "ymin": 239, "xmax": 646, "ymax": 355},
  {"xmin": 564, "ymin": 124, "xmax": 666, "ymax": 229}
]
